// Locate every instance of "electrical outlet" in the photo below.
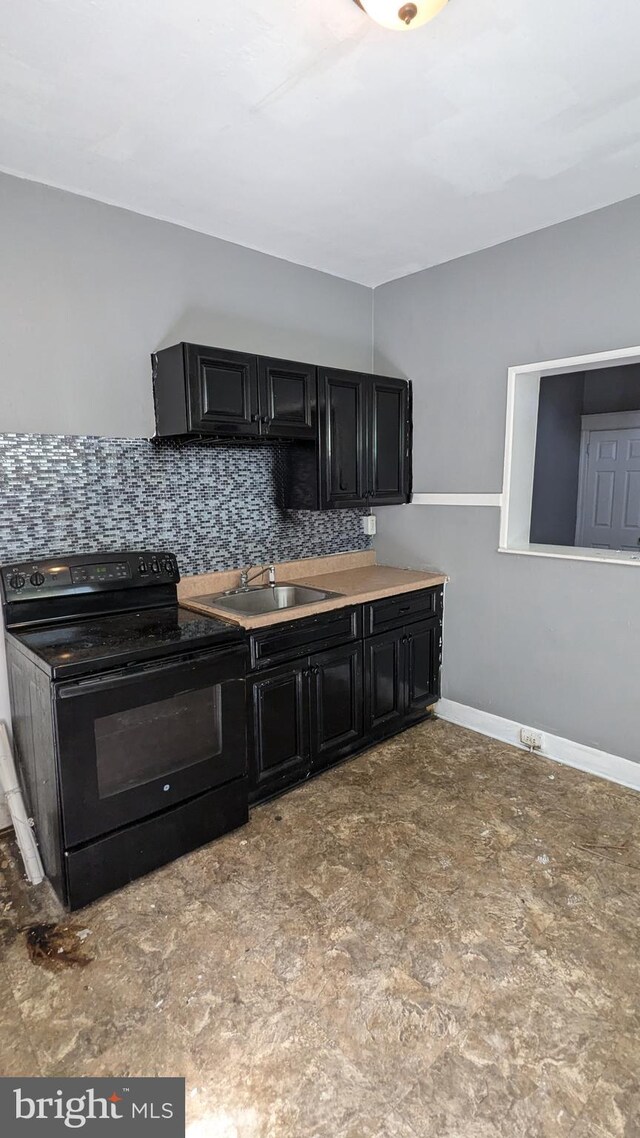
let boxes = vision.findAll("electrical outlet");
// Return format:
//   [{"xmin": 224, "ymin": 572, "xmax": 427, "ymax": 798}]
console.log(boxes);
[
  {"xmin": 520, "ymin": 727, "xmax": 543, "ymax": 751},
  {"xmin": 362, "ymin": 514, "xmax": 376, "ymax": 536}
]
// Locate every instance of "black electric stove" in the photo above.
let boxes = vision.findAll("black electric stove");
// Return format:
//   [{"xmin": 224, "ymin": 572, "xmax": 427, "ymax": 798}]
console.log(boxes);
[
  {"xmin": 10, "ymin": 603, "xmax": 242, "ymax": 679},
  {"xmin": 2, "ymin": 550, "xmax": 242, "ymax": 678},
  {"xmin": 2, "ymin": 550, "xmax": 249, "ymax": 909}
]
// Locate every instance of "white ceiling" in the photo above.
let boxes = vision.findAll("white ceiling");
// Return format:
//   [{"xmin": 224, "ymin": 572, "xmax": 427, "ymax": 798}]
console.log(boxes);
[{"xmin": 2, "ymin": 0, "xmax": 640, "ymax": 286}]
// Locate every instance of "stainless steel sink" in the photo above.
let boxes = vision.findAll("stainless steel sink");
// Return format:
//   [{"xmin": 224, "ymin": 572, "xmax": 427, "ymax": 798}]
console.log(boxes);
[{"xmin": 196, "ymin": 584, "xmax": 341, "ymax": 616}]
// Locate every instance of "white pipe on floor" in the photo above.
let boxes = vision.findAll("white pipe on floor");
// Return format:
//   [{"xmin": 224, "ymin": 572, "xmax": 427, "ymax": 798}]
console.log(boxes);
[{"xmin": 0, "ymin": 721, "xmax": 44, "ymax": 885}]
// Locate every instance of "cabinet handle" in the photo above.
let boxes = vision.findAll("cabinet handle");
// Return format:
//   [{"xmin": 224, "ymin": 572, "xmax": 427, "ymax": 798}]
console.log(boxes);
[{"xmin": 251, "ymin": 413, "xmax": 260, "ymax": 422}]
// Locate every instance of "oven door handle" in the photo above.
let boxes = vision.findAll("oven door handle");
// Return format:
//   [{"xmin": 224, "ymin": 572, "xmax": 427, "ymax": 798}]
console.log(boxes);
[{"xmin": 56, "ymin": 645, "xmax": 246, "ymax": 697}]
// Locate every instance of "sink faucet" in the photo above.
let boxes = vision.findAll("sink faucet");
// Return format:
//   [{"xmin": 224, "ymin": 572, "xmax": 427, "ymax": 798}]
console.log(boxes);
[{"xmin": 239, "ymin": 564, "xmax": 276, "ymax": 590}]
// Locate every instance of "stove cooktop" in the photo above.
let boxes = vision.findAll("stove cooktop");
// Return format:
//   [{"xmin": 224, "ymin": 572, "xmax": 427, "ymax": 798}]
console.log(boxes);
[{"xmin": 9, "ymin": 604, "xmax": 243, "ymax": 680}]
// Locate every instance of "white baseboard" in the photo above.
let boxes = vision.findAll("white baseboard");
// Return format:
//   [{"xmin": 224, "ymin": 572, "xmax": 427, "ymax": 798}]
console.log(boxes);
[{"xmin": 436, "ymin": 698, "xmax": 640, "ymax": 793}]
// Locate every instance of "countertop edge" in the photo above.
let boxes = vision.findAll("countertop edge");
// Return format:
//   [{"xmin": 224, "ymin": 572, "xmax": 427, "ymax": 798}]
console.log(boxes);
[{"xmin": 179, "ymin": 570, "xmax": 447, "ymax": 631}]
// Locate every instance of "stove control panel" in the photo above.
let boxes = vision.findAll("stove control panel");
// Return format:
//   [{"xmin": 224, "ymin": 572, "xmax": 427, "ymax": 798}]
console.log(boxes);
[{"xmin": 1, "ymin": 551, "xmax": 180, "ymax": 601}]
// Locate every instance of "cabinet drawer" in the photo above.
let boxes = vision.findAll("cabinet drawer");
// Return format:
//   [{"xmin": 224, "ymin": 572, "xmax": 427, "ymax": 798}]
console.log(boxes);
[
  {"xmin": 249, "ymin": 606, "xmax": 361, "ymax": 670},
  {"xmin": 363, "ymin": 587, "xmax": 443, "ymax": 636}
]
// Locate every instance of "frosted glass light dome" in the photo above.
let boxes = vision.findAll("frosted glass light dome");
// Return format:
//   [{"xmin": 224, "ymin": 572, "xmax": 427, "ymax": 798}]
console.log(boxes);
[{"xmin": 359, "ymin": 0, "xmax": 448, "ymax": 31}]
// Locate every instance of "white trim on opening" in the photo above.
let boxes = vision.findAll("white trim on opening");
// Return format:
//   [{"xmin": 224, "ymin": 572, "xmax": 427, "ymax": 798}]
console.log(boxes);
[
  {"xmin": 411, "ymin": 493, "xmax": 502, "ymax": 507},
  {"xmin": 499, "ymin": 344, "xmax": 640, "ymax": 566}
]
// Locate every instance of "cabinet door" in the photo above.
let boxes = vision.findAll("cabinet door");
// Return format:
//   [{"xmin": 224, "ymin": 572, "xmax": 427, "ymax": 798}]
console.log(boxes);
[
  {"xmin": 405, "ymin": 617, "xmax": 441, "ymax": 719},
  {"xmin": 186, "ymin": 344, "xmax": 259, "ymax": 436},
  {"xmin": 369, "ymin": 376, "xmax": 411, "ymax": 504},
  {"xmin": 320, "ymin": 368, "xmax": 368, "ymax": 507},
  {"xmin": 249, "ymin": 662, "xmax": 310, "ymax": 803},
  {"xmin": 258, "ymin": 357, "xmax": 317, "ymax": 439},
  {"xmin": 364, "ymin": 628, "xmax": 405, "ymax": 737},
  {"xmin": 309, "ymin": 643, "xmax": 363, "ymax": 771}
]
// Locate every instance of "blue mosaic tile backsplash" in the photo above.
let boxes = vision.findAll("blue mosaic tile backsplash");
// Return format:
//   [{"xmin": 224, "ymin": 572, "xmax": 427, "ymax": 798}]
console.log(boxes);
[{"xmin": 0, "ymin": 434, "xmax": 370, "ymax": 575}]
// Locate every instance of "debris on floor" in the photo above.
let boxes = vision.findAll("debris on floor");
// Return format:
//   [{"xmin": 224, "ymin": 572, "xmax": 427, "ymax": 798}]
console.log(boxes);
[{"xmin": 24, "ymin": 922, "xmax": 93, "ymax": 971}]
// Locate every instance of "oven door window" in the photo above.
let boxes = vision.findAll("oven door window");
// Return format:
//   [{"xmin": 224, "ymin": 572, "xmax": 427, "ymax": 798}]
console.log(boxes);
[
  {"xmin": 55, "ymin": 646, "xmax": 247, "ymax": 848},
  {"xmin": 95, "ymin": 685, "xmax": 222, "ymax": 799}
]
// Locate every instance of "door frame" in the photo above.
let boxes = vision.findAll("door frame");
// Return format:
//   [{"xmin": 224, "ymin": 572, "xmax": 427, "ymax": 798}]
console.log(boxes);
[{"xmin": 575, "ymin": 411, "xmax": 640, "ymax": 547}]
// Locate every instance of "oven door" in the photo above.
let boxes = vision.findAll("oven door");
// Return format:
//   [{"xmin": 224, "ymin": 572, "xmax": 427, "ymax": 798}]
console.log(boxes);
[{"xmin": 55, "ymin": 646, "xmax": 247, "ymax": 847}]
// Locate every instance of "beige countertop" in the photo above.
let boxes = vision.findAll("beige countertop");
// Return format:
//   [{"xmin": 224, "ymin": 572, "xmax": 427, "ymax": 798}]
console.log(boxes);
[{"xmin": 178, "ymin": 551, "xmax": 447, "ymax": 630}]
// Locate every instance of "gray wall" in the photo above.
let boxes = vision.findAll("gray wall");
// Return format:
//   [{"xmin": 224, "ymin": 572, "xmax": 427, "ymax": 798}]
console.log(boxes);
[
  {"xmin": 0, "ymin": 173, "xmax": 372, "ymax": 438},
  {"xmin": 583, "ymin": 363, "xmax": 640, "ymax": 414},
  {"xmin": 530, "ymin": 372, "xmax": 585, "ymax": 545},
  {"xmin": 373, "ymin": 193, "xmax": 640, "ymax": 765},
  {"xmin": 0, "ymin": 172, "xmax": 374, "ymax": 829}
]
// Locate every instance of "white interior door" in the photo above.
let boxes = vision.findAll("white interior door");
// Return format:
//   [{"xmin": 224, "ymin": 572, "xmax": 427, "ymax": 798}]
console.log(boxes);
[{"xmin": 576, "ymin": 427, "xmax": 640, "ymax": 549}]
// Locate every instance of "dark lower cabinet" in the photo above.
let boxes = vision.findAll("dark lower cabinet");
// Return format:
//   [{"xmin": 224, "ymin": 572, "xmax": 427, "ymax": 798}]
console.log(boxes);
[
  {"xmin": 249, "ymin": 642, "xmax": 364, "ymax": 802},
  {"xmin": 248, "ymin": 590, "xmax": 443, "ymax": 805},
  {"xmin": 365, "ymin": 616, "xmax": 441, "ymax": 739},
  {"xmin": 249, "ymin": 662, "xmax": 309, "ymax": 802},
  {"xmin": 310, "ymin": 642, "xmax": 363, "ymax": 772},
  {"xmin": 405, "ymin": 618, "xmax": 441, "ymax": 718},
  {"xmin": 363, "ymin": 629, "xmax": 405, "ymax": 735}
]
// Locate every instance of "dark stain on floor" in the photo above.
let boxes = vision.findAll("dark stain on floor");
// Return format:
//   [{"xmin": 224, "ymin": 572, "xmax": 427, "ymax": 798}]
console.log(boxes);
[{"xmin": 25, "ymin": 922, "xmax": 93, "ymax": 972}]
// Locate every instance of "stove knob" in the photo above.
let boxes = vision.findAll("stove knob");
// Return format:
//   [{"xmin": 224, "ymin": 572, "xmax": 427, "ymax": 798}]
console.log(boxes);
[
  {"xmin": 9, "ymin": 573, "xmax": 25, "ymax": 590},
  {"xmin": 30, "ymin": 571, "xmax": 45, "ymax": 587},
  {"xmin": 163, "ymin": 558, "xmax": 174, "ymax": 575},
  {"xmin": 150, "ymin": 558, "xmax": 160, "ymax": 573}
]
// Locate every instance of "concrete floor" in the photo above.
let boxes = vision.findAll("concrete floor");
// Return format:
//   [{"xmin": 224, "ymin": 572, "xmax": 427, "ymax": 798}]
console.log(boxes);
[{"xmin": 1, "ymin": 719, "xmax": 639, "ymax": 1137}]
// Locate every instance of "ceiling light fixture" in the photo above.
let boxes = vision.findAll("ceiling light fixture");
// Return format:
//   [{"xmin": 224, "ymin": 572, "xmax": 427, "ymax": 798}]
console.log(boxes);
[{"xmin": 352, "ymin": 0, "xmax": 449, "ymax": 32}]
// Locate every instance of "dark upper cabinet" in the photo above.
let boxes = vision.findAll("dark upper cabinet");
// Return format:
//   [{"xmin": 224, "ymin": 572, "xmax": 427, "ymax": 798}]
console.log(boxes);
[
  {"xmin": 321, "ymin": 368, "xmax": 369, "ymax": 507},
  {"xmin": 258, "ymin": 357, "xmax": 316, "ymax": 440},
  {"xmin": 152, "ymin": 343, "xmax": 316, "ymax": 441},
  {"xmin": 186, "ymin": 344, "xmax": 259, "ymax": 436},
  {"xmin": 152, "ymin": 343, "xmax": 411, "ymax": 509},
  {"xmin": 283, "ymin": 367, "xmax": 411, "ymax": 510},
  {"xmin": 369, "ymin": 376, "xmax": 411, "ymax": 505}
]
